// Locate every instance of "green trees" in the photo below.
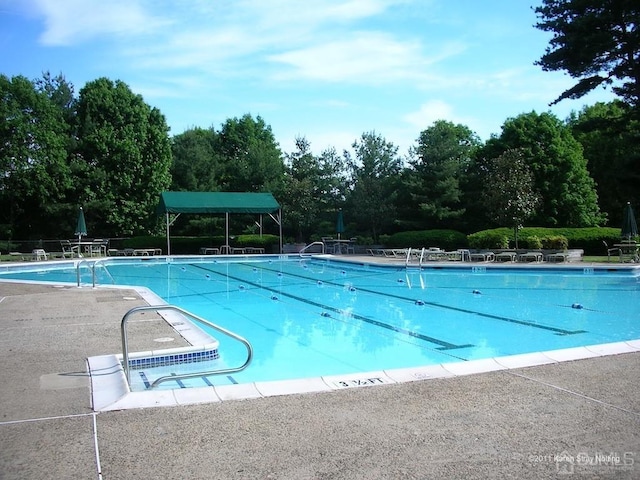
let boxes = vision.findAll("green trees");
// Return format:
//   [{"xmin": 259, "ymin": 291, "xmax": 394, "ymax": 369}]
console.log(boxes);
[
  {"xmin": 217, "ymin": 114, "xmax": 284, "ymax": 193},
  {"xmin": 75, "ymin": 78, "xmax": 172, "ymax": 236},
  {"xmin": 280, "ymin": 137, "xmax": 322, "ymax": 242},
  {"xmin": 479, "ymin": 111, "xmax": 604, "ymax": 227},
  {"xmin": 0, "ymin": 74, "xmax": 71, "ymax": 239},
  {"xmin": 569, "ymin": 101, "xmax": 640, "ymax": 225},
  {"xmin": 407, "ymin": 120, "xmax": 480, "ymax": 229},
  {"xmin": 346, "ymin": 132, "xmax": 402, "ymax": 242},
  {"xmin": 480, "ymin": 149, "xmax": 541, "ymax": 247},
  {"xmin": 2, "ymin": 72, "xmax": 636, "ymax": 245},
  {"xmin": 171, "ymin": 127, "xmax": 220, "ymax": 192},
  {"xmin": 535, "ymin": 0, "xmax": 640, "ymax": 107},
  {"xmin": 0, "ymin": 74, "xmax": 173, "ymax": 240}
]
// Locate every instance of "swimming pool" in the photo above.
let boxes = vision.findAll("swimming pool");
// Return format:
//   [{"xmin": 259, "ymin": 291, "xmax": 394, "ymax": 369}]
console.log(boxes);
[{"xmin": 2, "ymin": 255, "xmax": 639, "ymax": 397}]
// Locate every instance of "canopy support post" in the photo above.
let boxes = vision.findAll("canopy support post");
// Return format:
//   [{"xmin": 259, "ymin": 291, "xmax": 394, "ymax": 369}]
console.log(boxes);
[
  {"xmin": 225, "ymin": 212, "xmax": 230, "ymax": 253},
  {"xmin": 166, "ymin": 213, "xmax": 170, "ymax": 255},
  {"xmin": 165, "ymin": 212, "xmax": 181, "ymax": 256},
  {"xmin": 268, "ymin": 210, "xmax": 283, "ymax": 254}
]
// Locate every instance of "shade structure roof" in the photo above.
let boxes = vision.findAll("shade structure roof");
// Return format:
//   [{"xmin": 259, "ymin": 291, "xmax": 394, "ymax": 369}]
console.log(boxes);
[
  {"xmin": 158, "ymin": 191, "xmax": 280, "ymax": 214},
  {"xmin": 158, "ymin": 191, "xmax": 282, "ymax": 255}
]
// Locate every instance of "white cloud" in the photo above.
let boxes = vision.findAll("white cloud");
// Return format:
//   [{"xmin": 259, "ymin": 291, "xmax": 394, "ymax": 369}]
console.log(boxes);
[
  {"xmin": 269, "ymin": 32, "xmax": 464, "ymax": 84},
  {"xmin": 404, "ymin": 100, "xmax": 456, "ymax": 128},
  {"xmin": 32, "ymin": 0, "xmax": 169, "ymax": 46}
]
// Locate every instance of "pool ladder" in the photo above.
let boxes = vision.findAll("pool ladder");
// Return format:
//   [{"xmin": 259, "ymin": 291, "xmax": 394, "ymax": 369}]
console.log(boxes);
[
  {"xmin": 76, "ymin": 257, "xmax": 114, "ymax": 287},
  {"xmin": 405, "ymin": 247, "xmax": 425, "ymax": 268},
  {"xmin": 121, "ymin": 305, "xmax": 253, "ymax": 389}
]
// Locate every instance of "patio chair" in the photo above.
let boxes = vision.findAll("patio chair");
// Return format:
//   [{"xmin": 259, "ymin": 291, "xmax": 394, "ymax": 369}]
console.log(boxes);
[
  {"xmin": 90, "ymin": 239, "xmax": 108, "ymax": 257},
  {"xmin": 346, "ymin": 238, "xmax": 357, "ymax": 254},
  {"xmin": 602, "ymin": 241, "xmax": 620, "ymax": 262},
  {"xmin": 31, "ymin": 249, "xmax": 49, "ymax": 261},
  {"xmin": 60, "ymin": 240, "xmax": 78, "ymax": 258}
]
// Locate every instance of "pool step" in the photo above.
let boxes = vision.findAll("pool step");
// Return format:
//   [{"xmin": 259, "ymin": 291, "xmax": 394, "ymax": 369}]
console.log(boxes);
[{"xmin": 133, "ymin": 370, "xmax": 238, "ymax": 390}]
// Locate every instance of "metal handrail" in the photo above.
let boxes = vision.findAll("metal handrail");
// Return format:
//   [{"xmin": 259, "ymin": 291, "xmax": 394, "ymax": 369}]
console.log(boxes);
[
  {"xmin": 405, "ymin": 247, "xmax": 425, "ymax": 268},
  {"xmin": 76, "ymin": 259, "xmax": 92, "ymax": 287},
  {"xmin": 76, "ymin": 257, "xmax": 113, "ymax": 287},
  {"xmin": 121, "ymin": 305, "xmax": 253, "ymax": 388},
  {"xmin": 299, "ymin": 241, "xmax": 325, "ymax": 256}
]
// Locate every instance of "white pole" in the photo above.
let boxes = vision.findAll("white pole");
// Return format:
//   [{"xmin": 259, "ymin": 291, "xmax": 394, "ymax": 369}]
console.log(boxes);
[
  {"xmin": 225, "ymin": 212, "xmax": 229, "ymax": 253},
  {"xmin": 166, "ymin": 213, "xmax": 171, "ymax": 255}
]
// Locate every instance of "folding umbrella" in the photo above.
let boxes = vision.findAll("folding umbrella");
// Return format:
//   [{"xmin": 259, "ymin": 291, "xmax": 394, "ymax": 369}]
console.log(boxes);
[
  {"xmin": 621, "ymin": 202, "xmax": 638, "ymax": 240},
  {"xmin": 75, "ymin": 207, "xmax": 87, "ymax": 252},
  {"xmin": 336, "ymin": 209, "xmax": 345, "ymax": 240}
]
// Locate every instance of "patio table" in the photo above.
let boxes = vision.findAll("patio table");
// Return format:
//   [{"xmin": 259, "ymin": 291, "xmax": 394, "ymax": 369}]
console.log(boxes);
[{"xmin": 614, "ymin": 243, "xmax": 639, "ymax": 262}]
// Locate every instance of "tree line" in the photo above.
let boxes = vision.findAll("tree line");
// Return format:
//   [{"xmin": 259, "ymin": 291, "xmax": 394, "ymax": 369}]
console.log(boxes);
[
  {"xmin": 1, "ymin": 72, "xmax": 638, "ymax": 244},
  {"xmin": 1, "ymin": 0, "xmax": 638, "ymax": 245}
]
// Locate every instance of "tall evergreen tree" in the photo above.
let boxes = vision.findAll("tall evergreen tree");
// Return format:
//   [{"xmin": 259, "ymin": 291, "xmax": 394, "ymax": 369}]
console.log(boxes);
[
  {"xmin": 346, "ymin": 132, "xmax": 402, "ymax": 241},
  {"xmin": 535, "ymin": 0, "xmax": 640, "ymax": 108},
  {"xmin": 407, "ymin": 120, "xmax": 480, "ymax": 229}
]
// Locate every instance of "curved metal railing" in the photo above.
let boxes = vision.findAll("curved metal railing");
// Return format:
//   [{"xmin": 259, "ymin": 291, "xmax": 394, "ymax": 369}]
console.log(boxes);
[
  {"xmin": 405, "ymin": 247, "xmax": 425, "ymax": 268},
  {"xmin": 76, "ymin": 257, "xmax": 115, "ymax": 287},
  {"xmin": 121, "ymin": 304, "xmax": 253, "ymax": 389},
  {"xmin": 299, "ymin": 241, "xmax": 325, "ymax": 256}
]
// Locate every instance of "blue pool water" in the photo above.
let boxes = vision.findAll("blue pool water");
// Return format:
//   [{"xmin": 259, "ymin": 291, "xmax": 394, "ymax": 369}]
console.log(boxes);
[{"xmin": 2, "ymin": 256, "xmax": 639, "ymax": 391}]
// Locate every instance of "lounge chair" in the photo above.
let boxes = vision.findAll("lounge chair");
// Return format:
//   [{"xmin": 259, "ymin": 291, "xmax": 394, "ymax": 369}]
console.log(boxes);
[
  {"xmin": 424, "ymin": 247, "xmax": 444, "ymax": 261},
  {"xmin": 470, "ymin": 251, "xmax": 495, "ymax": 262},
  {"xmin": 545, "ymin": 252, "xmax": 568, "ymax": 263},
  {"xmin": 494, "ymin": 251, "xmax": 517, "ymax": 262},
  {"xmin": 518, "ymin": 251, "xmax": 543, "ymax": 263}
]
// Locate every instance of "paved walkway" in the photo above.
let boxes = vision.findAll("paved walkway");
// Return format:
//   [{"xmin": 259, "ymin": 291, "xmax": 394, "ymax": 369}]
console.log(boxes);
[{"xmin": 0, "ymin": 281, "xmax": 639, "ymax": 479}]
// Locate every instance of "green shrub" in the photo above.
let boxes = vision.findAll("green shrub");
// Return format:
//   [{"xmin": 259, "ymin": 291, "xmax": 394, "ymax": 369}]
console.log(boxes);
[
  {"xmin": 520, "ymin": 235, "xmax": 542, "ymax": 249},
  {"xmin": 378, "ymin": 234, "xmax": 391, "ymax": 246},
  {"xmin": 541, "ymin": 235, "xmax": 568, "ymax": 250},
  {"xmin": 468, "ymin": 227, "xmax": 620, "ymax": 255},
  {"xmin": 467, "ymin": 230, "xmax": 509, "ymax": 249},
  {"xmin": 387, "ymin": 230, "xmax": 468, "ymax": 250},
  {"xmin": 122, "ymin": 235, "xmax": 167, "ymax": 250},
  {"xmin": 235, "ymin": 234, "xmax": 280, "ymax": 251},
  {"xmin": 0, "ymin": 240, "xmax": 19, "ymax": 252}
]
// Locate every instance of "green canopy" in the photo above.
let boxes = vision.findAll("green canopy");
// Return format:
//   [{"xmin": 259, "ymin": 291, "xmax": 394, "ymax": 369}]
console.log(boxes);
[
  {"xmin": 157, "ymin": 192, "xmax": 282, "ymax": 254},
  {"xmin": 158, "ymin": 192, "xmax": 280, "ymax": 214}
]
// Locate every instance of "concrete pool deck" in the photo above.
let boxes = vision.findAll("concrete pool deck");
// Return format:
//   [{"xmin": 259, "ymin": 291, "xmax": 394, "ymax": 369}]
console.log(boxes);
[{"xmin": 1, "ymin": 270, "xmax": 639, "ymax": 479}]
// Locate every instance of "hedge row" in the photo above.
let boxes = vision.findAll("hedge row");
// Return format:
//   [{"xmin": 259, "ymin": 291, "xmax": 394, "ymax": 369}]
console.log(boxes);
[
  {"xmin": 467, "ymin": 227, "xmax": 622, "ymax": 254},
  {"xmin": 386, "ymin": 227, "xmax": 624, "ymax": 255}
]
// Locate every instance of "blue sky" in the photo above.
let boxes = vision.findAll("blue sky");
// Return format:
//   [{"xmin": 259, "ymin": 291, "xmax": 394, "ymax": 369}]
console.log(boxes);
[{"xmin": 1, "ymin": 0, "xmax": 616, "ymax": 156}]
